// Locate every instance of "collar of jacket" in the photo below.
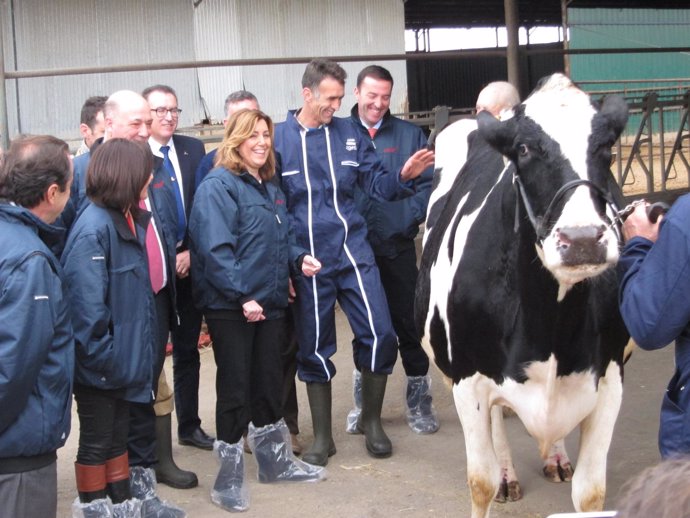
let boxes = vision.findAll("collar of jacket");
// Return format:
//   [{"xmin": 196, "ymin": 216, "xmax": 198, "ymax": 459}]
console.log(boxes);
[
  {"xmin": 349, "ymin": 103, "xmax": 392, "ymax": 134},
  {"xmin": 98, "ymin": 204, "xmax": 151, "ymax": 243},
  {"xmin": 0, "ymin": 201, "xmax": 65, "ymax": 250}
]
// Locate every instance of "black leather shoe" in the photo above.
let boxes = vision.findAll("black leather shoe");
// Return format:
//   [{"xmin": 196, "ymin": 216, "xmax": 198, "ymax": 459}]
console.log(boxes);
[{"xmin": 179, "ymin": 427, "xmax": 215, "ymax": 451}]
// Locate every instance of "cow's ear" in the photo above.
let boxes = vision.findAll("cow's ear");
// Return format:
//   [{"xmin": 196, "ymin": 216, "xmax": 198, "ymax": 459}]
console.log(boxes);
[
  {"xmin": 477, "ymin": 110, "xmax": 517, "ymax": 156},
  {"xmin": 597, "ymin": 95, "xmax": 628, "ymax": 140}
]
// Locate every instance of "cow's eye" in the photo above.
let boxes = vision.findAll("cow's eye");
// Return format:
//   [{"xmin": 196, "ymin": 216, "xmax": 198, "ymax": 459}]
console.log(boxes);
[{"xmin": 518, "ymin": 144, "xmax": 529, "ymax": 156}]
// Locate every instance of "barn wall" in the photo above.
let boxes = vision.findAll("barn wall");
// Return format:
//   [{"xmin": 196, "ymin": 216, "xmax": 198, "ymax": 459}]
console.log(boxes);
[
  {"xmin": 569, "ymin": 8, "xmax": 690, "ymax": 135},
  {"xmin": 192, "ymin": 0, "xmax": 408, "ymax": 126},
  {"xmin": 0, "ymin": 0, "xmax": 408, "ymax": 142},
  {"xmin": 2, "ymin": 0, "xmax": 202, "ymax": 140}
]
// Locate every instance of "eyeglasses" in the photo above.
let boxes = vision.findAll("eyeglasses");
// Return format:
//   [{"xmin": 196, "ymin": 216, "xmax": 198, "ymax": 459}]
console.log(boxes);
[{"xmin": 151, "ymin": 107, "xmax": 182, "ymax": 118}]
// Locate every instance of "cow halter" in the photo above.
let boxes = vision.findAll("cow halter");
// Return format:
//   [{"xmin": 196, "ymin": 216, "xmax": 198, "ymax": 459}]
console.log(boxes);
[{"xmin": 512, "ymin": 173, "xmax": 624, "ymax": 246}]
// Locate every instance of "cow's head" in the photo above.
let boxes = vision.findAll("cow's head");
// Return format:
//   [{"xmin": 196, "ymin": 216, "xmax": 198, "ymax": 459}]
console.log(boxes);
[{"xmin": 478, "ymin": 74, "xmax": 628, "ymax": 298}]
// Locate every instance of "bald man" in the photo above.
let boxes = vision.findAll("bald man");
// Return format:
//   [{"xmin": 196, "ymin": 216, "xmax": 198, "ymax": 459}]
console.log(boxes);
[
  {"xmin": 426, "ymin": 81, "xmax": 520, "ymax": 239},
  {"xmin": 69, "ymin": 90, "xmax": 153, "ymax": 214}
]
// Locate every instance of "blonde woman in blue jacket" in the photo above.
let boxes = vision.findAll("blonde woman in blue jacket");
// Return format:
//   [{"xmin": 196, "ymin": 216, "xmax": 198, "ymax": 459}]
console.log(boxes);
[{"xmin": 189, "ymin": 109, "xmax": 325, "ymax": 513}]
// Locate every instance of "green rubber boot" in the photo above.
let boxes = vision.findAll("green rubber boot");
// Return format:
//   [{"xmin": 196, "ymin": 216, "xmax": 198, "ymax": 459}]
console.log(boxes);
[
  {"xmin": 357, "ymin": 369, "xmax": 392, "ymax": 458},
  {"xmin": 302, "ymin": 382, "xmax": 336, "ymax": 467}
]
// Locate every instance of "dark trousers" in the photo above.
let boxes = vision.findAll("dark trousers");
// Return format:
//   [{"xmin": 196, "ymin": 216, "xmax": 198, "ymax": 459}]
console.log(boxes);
[
  {"xmin": 171, "ymin": 275, "xmax": 204, "ymax": 437},
  {"xmin": 206, "ymin": 312, "xmax": 285, "ymax": 444},
  {"xmin": 74, "ymin": 384, "xmax": 129, "ymax": 465},
  {"xmin": 128, "ymin": 288, "xmax": 171, "ymax": 467},
  {"xmin": 375, "ymin": 247, "xmax": 429, "ymax": 377},
  {"xmin": 282, "ymin": 308, "xmax": 299, "ymax": 435},
  {"xmin": 0, "ymin": 462, "xmax": 57, "ymax": 518}
]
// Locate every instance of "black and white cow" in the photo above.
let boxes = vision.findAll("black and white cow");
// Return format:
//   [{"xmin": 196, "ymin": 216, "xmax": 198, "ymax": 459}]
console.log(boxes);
[{"xmin": 416, "ymin": 74, "xmax": 630, "ymax": 517}]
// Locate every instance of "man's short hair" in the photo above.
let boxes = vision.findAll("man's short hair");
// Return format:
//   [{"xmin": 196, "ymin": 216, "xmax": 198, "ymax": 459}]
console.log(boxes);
[
  {"xmin": 224, "ymin": 90, "xmax": 258, "ymax": 118},
  {"xmin": 142, "ymin": 84, "xmax": 178, "ymax": 102},
  {"xmin": 80, "ymin": 96, "xmax": 107, "ymax": 129},
  {"xmin": 356, "ymin": 65, "xmax": 394, "ymax": 89},
  {"xmin": 0, "ymin": 135, "xmax": 71, "ymax": 208},
  {"xmin": 301, "ymin": 59, "xmax": 347, "ymax": 92}
]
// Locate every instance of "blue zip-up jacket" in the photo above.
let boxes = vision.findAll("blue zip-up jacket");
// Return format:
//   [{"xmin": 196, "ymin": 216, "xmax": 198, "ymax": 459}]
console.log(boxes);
[
  {"xmin": 189, "ymin": 167, "xmax": 297, "ymax": 319},
  {"xmin": 349, "ymin": 105, "xmax": 433, "ymax": 258},
  {"xmin": 0, "ymin": 203, "xmax": 74, "ymax": 471},
  {"xmin": 274, "ymin": 111, "xmax": 414, "ymax": 266},
  {"xmin": 61, "ymin": 203, "xmax": 155, "ymax": 403},
  {"xmin": 618, "ymin": 193, "xmax": 690, "ymax": 457}
]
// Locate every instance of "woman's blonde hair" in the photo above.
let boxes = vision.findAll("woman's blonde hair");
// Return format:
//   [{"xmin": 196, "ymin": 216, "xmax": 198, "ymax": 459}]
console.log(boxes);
[{"xmin": 214, "ymin": 109, "xmax": 275, "ymax": 181}]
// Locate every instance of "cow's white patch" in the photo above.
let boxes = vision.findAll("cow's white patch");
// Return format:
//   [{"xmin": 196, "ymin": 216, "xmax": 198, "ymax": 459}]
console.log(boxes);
[{"xmin": 453, "ymin": 355, "xmax": 622, "ymax": 466}]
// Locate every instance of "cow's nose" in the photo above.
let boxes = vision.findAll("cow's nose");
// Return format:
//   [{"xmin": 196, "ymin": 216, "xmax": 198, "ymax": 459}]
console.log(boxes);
[{"xmin": 557, "ymin": 225, "xmax": 607, "ymax": 265}]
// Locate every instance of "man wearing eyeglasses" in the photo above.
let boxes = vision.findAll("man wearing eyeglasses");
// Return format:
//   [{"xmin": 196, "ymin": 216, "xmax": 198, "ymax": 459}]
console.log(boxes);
[{"xmin": 141, "ymin": 86, "xmax": 211, "ymax": 468}]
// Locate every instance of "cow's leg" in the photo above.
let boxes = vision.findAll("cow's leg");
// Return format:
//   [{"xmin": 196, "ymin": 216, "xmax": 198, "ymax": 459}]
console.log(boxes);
[
  {"xmin": 571, "ymin": 362, "xmax": 623, "ymax": 512},
  {"xmin": 453, "ymin": 380, "xmax": 499, "ymax": 518},
  {"xmin": 490, "ymin": 405, "xmax": 522, "ymax": 503},
  {"xmin": 543, "ymin": 438, "xmax": 574, "ymax": 482}
]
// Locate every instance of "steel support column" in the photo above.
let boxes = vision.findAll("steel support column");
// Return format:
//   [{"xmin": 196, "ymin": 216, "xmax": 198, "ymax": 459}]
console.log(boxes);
[{"xmin": 504, "ymin": 0, "xmax": 520, "ymax": 89}]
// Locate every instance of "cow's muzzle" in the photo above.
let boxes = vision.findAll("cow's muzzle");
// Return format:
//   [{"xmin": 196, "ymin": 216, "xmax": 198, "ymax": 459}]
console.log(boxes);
[{"xmin": 556, "ymin": 225, "xmax": 608, "ymax": 266}]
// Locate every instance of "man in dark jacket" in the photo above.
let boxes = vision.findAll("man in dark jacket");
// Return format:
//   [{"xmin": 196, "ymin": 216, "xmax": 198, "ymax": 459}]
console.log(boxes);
[
  {"xmin": 618, "ymin": 198, "xmax": 690, "ymax": 458},
  {"xmin": 0, "ymin": 135, "xmax": 75, "ymax": 518},
  {"xmin": 143, "ymin": 85, "xmax": 213, "ymax": 462},
  {"xmin": 348, "ymin": 65, "xmax": 438, "ymax": 435}
]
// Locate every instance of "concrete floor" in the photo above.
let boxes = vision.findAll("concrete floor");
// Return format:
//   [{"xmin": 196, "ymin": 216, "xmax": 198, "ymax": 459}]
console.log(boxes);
[{"xmin": 56, "ymin": 310, "xmax": 672, "ymax": 518}]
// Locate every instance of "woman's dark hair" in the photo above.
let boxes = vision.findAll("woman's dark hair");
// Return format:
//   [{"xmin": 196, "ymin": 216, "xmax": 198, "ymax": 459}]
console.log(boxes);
[
  {"xmin": 0, "ymin": 134, "xmax": 71, "ymax": 208},
  {"xmin": 86, "ymin": 138, "xmax": 153, "ymax": 212}
]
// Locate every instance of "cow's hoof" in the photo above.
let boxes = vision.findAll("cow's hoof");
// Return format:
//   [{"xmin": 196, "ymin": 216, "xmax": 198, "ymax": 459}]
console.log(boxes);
[
  {"xmin": 543, "ymin": 461, "xmax": 574, "ymax": 482},
  {"xmin": 494, "ymin": 479, "xmax": 522, "ymax": 503}
]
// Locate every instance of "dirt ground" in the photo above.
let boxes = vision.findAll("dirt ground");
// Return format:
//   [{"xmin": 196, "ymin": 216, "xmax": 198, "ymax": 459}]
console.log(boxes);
[{"xmin": 55, "ymin": 307, "xmax": 672, "ymax": 518}]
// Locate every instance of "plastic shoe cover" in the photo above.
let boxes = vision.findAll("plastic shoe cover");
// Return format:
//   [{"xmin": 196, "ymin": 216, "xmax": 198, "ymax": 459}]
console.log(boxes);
[
  {"xmin": 405, "ymin": 375, "xmax": 440, "ymax": 434},
  {"xmin": 112, "ymin": 498, "xmax": 142, "ymax": 518},
  {"xmin": 248, "ymin": 419, "xmax": 327, "ymax": 484},
  {"xmin": 345, "ymin": 369, "xmax": 362, "ymax": 434},
  {"xmin": 71, "ymin": 497, "xmax": 113, "ymax": 518},
  {"xmin": 129, "ymin": 466, "xmax": 187, "ymax": 518},
  {"xmin": 211, "ymin": 439, "xmax": 250, "ymax": 512}
]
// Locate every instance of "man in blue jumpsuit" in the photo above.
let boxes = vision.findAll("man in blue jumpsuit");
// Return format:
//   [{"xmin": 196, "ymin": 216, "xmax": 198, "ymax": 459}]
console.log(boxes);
[
  {"xmin": 273, "ymin": 58, "xmax": 434, "ymax": 466},
  {"xmin": 348, "ymin": 65, "xmax": 439, "ymax": 435}
]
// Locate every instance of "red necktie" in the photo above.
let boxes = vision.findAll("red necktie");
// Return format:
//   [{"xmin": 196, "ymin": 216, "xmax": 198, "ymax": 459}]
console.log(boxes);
[
  {"xmin": 368, "ymin": 127, "xmax": 377, "ymax": 139},
  {"xmin": 139, "ymin": 200, "xmax": 165, "ymax": 294}
]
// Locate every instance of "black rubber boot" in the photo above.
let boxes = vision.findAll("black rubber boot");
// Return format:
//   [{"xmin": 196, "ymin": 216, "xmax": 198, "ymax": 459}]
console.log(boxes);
[
  {"xmin": 106, "ymin": 479, "xmax": 131, "ymax": 504},
  {"xmin": 302, "ymin": 382, "xmax": 336, "ymax": 467},
  {"xmin": 357, "ymin": 369, "xmax": 393, "ymax": 458},
  {"xmin": 248, "ymin": 419, "xmax": 326, "ymax": 483},
  {"xmin": 154, "ymin": 414, "xmax": 199, "ymax": 489},
  {"xmin": 129, "ymin": 466, "xmax": 186, "ymax": 518}
]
